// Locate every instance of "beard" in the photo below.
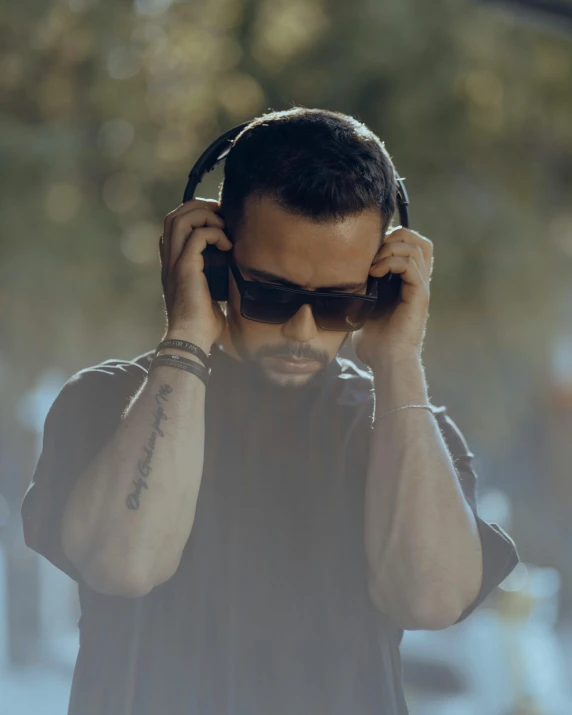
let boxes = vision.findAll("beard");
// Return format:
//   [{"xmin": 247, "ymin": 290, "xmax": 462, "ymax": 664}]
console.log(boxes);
[{"xmin": 226, "ymin": 318, "xmax": 332, "ymax": 390}]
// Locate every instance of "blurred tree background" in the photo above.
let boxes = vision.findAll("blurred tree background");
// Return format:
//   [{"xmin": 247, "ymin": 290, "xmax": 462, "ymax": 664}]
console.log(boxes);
[{"xmin": 1, "ymin": 0, "xmax": 571, "ymax": 612}]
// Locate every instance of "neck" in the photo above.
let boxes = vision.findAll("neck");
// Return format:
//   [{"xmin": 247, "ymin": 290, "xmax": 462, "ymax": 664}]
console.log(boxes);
[{"xmin": 216, "ymin": 321, "xmax": 241, "ymax": 361}]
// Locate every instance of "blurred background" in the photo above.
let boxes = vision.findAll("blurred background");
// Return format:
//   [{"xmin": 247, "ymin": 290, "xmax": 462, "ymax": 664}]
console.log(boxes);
[{"xmin": 1, "ymin": 0, "xmax": 572, "ymax": 712}]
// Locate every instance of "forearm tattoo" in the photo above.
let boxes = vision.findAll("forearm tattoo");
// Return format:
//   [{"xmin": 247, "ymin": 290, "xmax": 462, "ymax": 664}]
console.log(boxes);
[{"xmin": 126, "ymin": 383, "xmax": 172, "ymax": 510}]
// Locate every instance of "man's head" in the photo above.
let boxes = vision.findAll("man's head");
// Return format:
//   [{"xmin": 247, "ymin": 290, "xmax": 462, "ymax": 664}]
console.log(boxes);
[{"xmin": 218, "ymin": 107, "xmax": 397, "ymax": 389}]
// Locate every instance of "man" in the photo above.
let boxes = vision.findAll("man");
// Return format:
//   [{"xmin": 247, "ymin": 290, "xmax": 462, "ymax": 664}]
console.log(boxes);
[{"xmin": 21, "ymin": 108, "xmax": 519, "ymax": 715}]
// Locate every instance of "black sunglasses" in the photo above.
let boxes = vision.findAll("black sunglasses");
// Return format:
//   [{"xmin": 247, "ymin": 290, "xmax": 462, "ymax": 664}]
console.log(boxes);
[{"xmin": 228, "ymin": 253, "xmax": 378, "ymax": 332}]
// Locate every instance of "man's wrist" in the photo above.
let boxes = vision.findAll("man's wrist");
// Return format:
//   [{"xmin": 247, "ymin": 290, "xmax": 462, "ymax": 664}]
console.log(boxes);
[
  {"xmin": 161, "ymin": 328, "xmax": 215, "ymax": 356},
  {"xmin": 370, "ymin": 354, "xmax": 423, "ymax": 377},
  {"xmin": 372, "ymin": 356, "xmax": 429, "ymax": 415}
]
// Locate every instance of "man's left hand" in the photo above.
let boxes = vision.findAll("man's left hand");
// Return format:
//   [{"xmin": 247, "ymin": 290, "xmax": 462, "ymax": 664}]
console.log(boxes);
[{"xmin": 352, "ymin": 227, "xmax": 434, "ymax": 367}]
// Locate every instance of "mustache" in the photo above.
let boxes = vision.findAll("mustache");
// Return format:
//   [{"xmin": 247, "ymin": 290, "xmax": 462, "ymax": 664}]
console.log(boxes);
[{"xmin": 257, "ymin": 344, "xmax": 327, "ymax": 362}]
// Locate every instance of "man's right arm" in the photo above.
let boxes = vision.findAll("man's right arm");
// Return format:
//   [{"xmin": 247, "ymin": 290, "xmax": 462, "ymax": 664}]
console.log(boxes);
[
  {"xmin": 27, "ymin": 197, "xmax": 230, "ymax": 597},
  {"xmin": 61, "ymin": 335, "xmax": 210, "ymax": 598},
  {"xmin": 60, "ymin": 197, "xmax": 233, "ymax": 598}
]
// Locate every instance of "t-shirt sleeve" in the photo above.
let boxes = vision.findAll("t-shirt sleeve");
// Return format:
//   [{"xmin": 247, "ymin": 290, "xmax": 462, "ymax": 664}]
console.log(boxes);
[
  {"xmin": 20, "ymin": 362, "xmax": 145, "ymax": 583},
  {"xmin": 431, "ymin": 406, "xmax": 520, "ymax": 624}
]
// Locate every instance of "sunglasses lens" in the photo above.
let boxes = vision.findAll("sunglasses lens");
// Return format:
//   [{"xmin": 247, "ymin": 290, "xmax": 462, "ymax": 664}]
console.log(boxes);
[
  {"xmin": 313, "ymin": 296, "xmax": 373, "ymax": 331},
  {"xmin": 242, "ymin": 285, "xmax": 301, "ymax": 324},
  {"xmin": 240, "ymin": 281, "xmax": 374, "ymax": 331}
]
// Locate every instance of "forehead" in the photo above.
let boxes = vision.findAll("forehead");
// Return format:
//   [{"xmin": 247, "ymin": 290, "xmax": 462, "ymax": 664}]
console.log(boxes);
[{"xmin": 233, "ymin": 195, "xmax": 382, "ymax": 287}]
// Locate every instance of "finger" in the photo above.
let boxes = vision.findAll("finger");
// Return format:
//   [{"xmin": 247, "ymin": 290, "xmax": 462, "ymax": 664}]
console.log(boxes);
[
  {"xmin": 374, "ymin": 241, "xmax": 429, "ymax": 281},
  {"xmin": 168, "ymin": 208, "xmax": 227, "ymax": 273},
  {"xmin": 174, "ymin": 226, "xmax": 232, "ymax": 278},
  {"xmin": 383, "ymin": 228, "xmax": 433, "ymax": 273},
  {"xmin": 384, "ymin": 225, "xmax": 404, "ymax": 237},
  {"xmin": 164, "ymin": 198, "xmax": 221, "ymax": 223},
  {"xmin": 384, "ymin": 226, "xmax": 431, "ymax": 246},
  {"xmin": 163, "ymin": 200, "xmax": 223, "ymax": 269},
  {"xmin": 371, "ymin": 255, "xmax": 428, "ymax": 296}
]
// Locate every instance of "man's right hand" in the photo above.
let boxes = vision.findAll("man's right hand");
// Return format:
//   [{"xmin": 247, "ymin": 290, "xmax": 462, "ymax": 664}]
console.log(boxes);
[{"xmin": 159, "ymin": 198, "xmax": 233, "ymax": 349}]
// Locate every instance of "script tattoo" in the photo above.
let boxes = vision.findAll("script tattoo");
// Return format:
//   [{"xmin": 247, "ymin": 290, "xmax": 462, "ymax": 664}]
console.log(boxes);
[{"xmin": 126, "ymin": 383, "xmax": 172, "ymax": 510}]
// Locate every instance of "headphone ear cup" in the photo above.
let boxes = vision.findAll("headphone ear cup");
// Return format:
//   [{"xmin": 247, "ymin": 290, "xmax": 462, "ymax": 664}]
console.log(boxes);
[
  {"xmin": 371, "ymin": 273, "xmax": 402, "ymax": 318},
  {"xmin": 202, "ymin": 244, "xmax": 230, "ymax": 301}
]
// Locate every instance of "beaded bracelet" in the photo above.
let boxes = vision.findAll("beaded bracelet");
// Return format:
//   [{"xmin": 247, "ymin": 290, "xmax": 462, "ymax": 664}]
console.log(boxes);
[{"xmin": 155, "ymin": 339, "xmax": 210, "ymax": 368}]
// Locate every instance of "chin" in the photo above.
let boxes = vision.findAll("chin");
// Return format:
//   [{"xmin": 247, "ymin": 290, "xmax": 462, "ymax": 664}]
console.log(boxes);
[{"xmin": 261, "ymin": 365, "xmax": 319, "ymax": 389}]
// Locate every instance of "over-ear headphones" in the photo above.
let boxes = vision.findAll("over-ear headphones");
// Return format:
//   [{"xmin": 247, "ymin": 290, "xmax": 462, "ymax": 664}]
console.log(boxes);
[{"xmin": 182, "ymin": 121, "xmax": 410, "ymax": 314}]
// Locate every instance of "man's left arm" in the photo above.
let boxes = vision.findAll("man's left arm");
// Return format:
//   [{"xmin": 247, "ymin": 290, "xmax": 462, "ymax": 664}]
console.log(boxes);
[
  {"xmin": 353, "ymin": 226, "xmax": 519, "ymax": 631},
  {"xmin": 364, "ymin": 357, "xmax": 519, "ymax": 631}
]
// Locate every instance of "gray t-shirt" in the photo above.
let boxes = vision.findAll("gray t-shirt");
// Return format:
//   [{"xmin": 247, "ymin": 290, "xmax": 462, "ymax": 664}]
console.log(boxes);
[{"xmin": 21, "ymin": 345, "xmax": 519, "ymax": 715}]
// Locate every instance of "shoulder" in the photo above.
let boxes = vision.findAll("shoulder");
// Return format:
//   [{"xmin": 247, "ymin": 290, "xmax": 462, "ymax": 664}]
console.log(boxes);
[
  {"xmin": 48, "ymin": 349, "xmax": 155, "ymax": 419},
  {"xmin": 64, "ymin": 349, "xmax": 154, "ymax": 389},
  {"xmin": 72, "ymin": 348, "xmax": 154, "ymax": 383},
  {"xmin": 334, "ymin": 356, "xmax": 375, "ymax": 407}
]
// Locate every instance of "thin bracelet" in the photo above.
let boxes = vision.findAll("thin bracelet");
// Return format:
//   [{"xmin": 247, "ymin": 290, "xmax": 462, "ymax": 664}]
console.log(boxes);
[
  {"xmin": 150, "ymin": 357, "xmax": 209, "ymax": 386},
  {"xmin": 153, "ymin": 353, "xmax": 208, "ymax": 369},
  {"xmin": 155, "ymin": 339, "xmax": 210, "ymax": 368},
  {"xmin": 149, "ymin": 357, "xmax": 209, "ymax": 387},
  {"xmin": 374, "ymin": 404, "xmax": 434, "ymax": 424},
  {"xmin": 151, "ymin": 353, "xmax": 210, "ymax": 374}
]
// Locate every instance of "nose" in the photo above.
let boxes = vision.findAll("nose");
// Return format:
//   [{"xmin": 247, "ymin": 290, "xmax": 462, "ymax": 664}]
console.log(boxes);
[{"xmin": 281, "ymin": 303, "xmax": 318, "ymax": 343}]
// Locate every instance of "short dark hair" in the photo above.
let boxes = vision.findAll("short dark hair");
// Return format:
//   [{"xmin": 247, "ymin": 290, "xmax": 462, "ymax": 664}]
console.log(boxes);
[{"xmin": 218, "ymin": 108, "xmax": 397, "ymax": 239}]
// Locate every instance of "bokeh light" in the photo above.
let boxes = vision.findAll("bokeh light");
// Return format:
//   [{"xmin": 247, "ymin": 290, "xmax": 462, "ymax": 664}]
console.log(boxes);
[
  {"xmin": 44, "ymin": 183, "xmax": 84, "ymax": 223},
  {"xmin": 120, "ymin": 221, "xmax": 161, "ymax": 264},
  {"xmin": 102, "ymin": 172, "xmax": 141, "ymax": 213},
  {"xmin": 97, "ymin": 118, "xmax": 135, "ymax": 157}
]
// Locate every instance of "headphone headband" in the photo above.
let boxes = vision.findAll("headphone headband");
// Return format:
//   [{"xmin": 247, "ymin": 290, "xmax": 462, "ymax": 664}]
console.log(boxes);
[
  {"xmin": 182, "ymin": 123, "xmax": 250, "ymax": 204},
  {"xmin": 182, "ymin": 121, "xmax": 409, "ymax": 228}
]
